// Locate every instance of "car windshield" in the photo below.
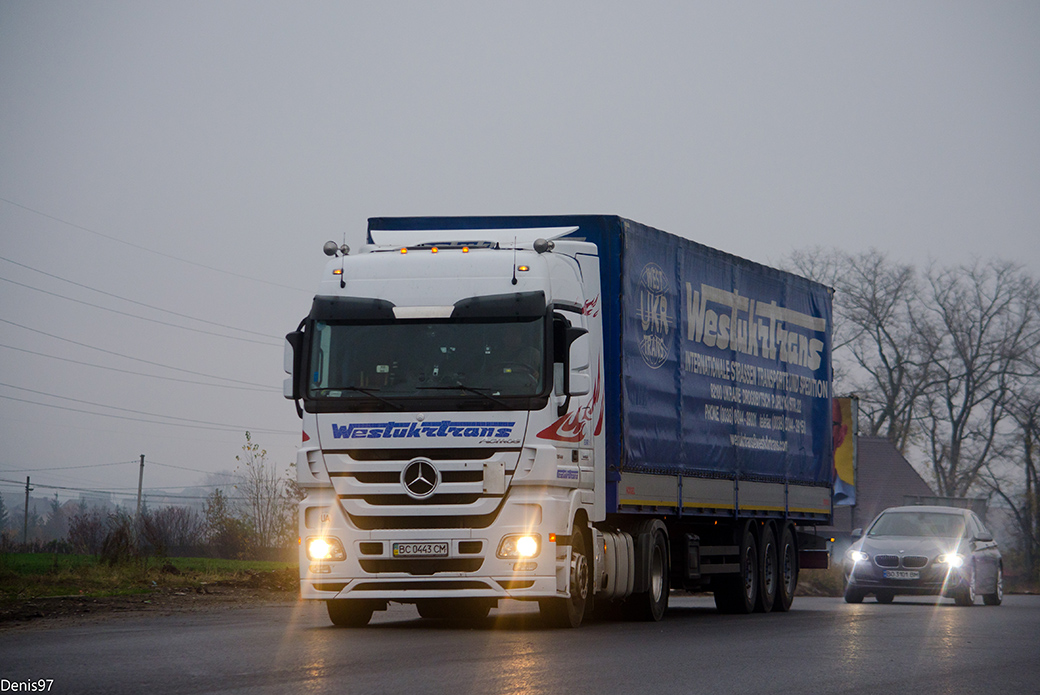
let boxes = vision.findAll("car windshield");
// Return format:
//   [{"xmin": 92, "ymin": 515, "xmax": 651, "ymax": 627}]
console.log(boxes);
[
  {"xmin": 307, "ymin": 317, "xmax": 545, "ymax": 401},
  {"xmin": 867, "ymin": 511, "xmax": 967, "ymax": 539}
]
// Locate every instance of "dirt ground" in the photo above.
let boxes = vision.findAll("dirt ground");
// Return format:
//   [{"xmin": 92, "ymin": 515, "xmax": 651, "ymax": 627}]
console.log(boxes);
[{"xmin": 0, "ymin": 576, "xmax": 298, "ymax": 630}]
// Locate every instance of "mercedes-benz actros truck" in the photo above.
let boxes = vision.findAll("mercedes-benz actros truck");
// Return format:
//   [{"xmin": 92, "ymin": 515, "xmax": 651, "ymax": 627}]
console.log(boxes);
[{"xmin": 284, "ymin": 215, "xmax": 833, "ymax": 628}]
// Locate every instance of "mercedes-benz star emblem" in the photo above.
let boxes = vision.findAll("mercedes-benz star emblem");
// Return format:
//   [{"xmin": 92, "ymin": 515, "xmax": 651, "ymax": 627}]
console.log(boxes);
[{"xmin": 401, "ymin": 459, "xmax": 439, "ymax": 499}]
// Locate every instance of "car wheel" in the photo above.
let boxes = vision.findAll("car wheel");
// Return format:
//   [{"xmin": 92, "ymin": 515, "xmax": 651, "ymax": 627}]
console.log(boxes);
[
  {"xmin": 843, "ymin": 581, "xmax": 865, "ymax": 604},
  {"xmin": 954, "ymin": 564, "xmax": 977, "ymax": 606},
  {"xmin": 875, "ymin": 591, "xmax": 894, "ymax": 604},
  {"xmin": 983, "ymin": 564, "xmax": 1003, "ymax": 606}
]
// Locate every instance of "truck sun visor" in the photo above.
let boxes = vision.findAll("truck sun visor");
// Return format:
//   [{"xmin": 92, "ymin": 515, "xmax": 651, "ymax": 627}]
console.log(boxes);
[
  {"xmin": 309, "ymin": 296, "xmax": 396, "ymax": 321},
  {"xmin": 451, "ymin": 291, "xmax": 546, "ymax": 319}
]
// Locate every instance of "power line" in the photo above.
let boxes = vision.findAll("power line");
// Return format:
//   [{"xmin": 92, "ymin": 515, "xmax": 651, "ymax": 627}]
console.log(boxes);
[
  {"xmin": 0, "ymin": 343, "xmax": 274, "ymax": 392},
  {"xmin": 0, "ymin": 392, "xmax": 296, "ymax": 435},
  {"xmin": 0, "ymin": 477, "xmax": 247, "ymax": 501},
  {"xmin": 0, "ymin": 196, "xmax": 311, "ymax": 294},
  {"xmin": 0, "ymin": 317, "xmax": 277, "ymax": 389},
  {"xmin": 0, "ymin": 275, "xmax": 280, "ymax": 346},
  {"xmin": 0, "ymin": 460, "xmax": 137, "ymax": 473},
  {"xmin": 0, "ymin": 255, "xmax": 285, "ymax": 341}
]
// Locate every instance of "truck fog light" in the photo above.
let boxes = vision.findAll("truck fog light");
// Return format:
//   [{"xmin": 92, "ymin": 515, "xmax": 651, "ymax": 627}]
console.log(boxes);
[
  {"xmin": 498, "ymin": 534, "xmax": 541, "ymax": 559},
  {"xmin": 513, "ymin": 562, "xmax": 537, "ymax": 571},
  {"xmin": 307, "ymin": 536, "xmax": 346, "ymax": 561}
]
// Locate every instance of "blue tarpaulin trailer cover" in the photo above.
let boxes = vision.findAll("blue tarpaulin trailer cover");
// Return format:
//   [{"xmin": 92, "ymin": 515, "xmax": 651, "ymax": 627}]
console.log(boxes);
[{"xmin": 369, "ymin": 215, "xmax": 834, "ymax": 494}]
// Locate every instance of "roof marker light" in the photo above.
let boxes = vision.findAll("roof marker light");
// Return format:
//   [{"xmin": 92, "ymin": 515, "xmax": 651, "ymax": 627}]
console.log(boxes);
[
  {"xmin": 462, "ymin": 246, "xmax": 470, "ymax": 253},
  {"xmin": 431, "ymin": 247, "xmax": 439, "ymax": 253},
  {"xmin": 400, "ymin": 248, "xmax": 408, "ymax": 254}
]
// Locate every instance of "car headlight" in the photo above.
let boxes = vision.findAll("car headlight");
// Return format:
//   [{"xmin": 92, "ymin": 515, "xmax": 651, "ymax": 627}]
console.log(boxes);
[
  {"xmin": 306, "ymin": 536, "xmax": 346, "ymax": 561},
  {"xmin": 936, "ymin": 553, "xmax": 965, "ymax": 568},
  {"xmin": 846, "ymin": 549, "xmax": 869, "ymax": 564},
  {"xmin": 497, "ymin": 534, "xmax": 541, "ymax": 559}
]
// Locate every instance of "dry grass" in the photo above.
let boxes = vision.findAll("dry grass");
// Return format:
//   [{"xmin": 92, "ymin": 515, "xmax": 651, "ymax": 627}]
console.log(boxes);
[{"xmin": 0, "ymin": 553, "xmax": 296, "ymax": 601}]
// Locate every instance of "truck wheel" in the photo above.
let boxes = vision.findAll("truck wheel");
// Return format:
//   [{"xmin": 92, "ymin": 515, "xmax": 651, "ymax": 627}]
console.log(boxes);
[
  {"xmin": 627, "ymin": 527, "xmax": 669, "ymax": 621},
  {"xmin": 772, "ymin": 524, "xmax": 798, "ymax": 612},
  {"xmin": 714, "ymin": 523, "xmax": 758, "ymax": 614},
  {"xmin": 539, "ymin": 527, "xmax": 590, "ymax": 628},
  {"xmin": 755, "ymin": 523, "xmax": 777, "ymax": 613},
  {"xmin": 417, "ymin": 598, "xmax": 493, "ymax": 623},
  {"xmin": 327, "ymin": 599, "xmax": 375, "ymax": 627}
]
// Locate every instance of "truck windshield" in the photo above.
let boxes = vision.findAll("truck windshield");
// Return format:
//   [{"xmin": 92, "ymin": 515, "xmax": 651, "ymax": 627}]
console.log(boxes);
[{"xmin": 307, "ymin": 317, "xmax": 546, "ymax": 404}]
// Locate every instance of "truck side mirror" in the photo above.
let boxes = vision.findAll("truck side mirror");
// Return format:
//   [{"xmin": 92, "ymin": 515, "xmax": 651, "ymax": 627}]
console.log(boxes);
[
  {"xmin": 568, "ymin": 333, "xmax": 591, "ymax": 396},
  {"xmin": 284, "ymin": 330, "xmax": 305, "ymax": 416}
]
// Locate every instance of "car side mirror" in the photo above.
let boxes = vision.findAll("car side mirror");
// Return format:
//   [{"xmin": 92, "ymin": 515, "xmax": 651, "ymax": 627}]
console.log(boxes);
[
  {"xmin": 976, "ymin": 532, "xmax": 993, "ymax": 542},
  {"xmin": 851, "ymin": 528, "xmax": 863, "ymax": 540}
]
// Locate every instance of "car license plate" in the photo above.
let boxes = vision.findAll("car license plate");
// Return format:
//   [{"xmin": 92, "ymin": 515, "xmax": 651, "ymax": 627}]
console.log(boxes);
[
  {"xmin": 883, "ymin": 570, "xmax": 920, "ymax": 580},
  {"xmin": 393, "ymin": 542, "xmax": 449, "ymax": 558}
]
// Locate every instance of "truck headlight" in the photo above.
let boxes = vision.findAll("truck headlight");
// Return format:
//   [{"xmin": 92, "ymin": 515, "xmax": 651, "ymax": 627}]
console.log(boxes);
[
  {"xmin": 307, "ymin": 536, "xmax": 346, "ymax": 561},
  {"xmin": 498, "ymin": 534, "xmax": 540, "ymax": 559},
  {"xmin": 937, "ymin": 553, "xmax": 965, "ymax": 568}
]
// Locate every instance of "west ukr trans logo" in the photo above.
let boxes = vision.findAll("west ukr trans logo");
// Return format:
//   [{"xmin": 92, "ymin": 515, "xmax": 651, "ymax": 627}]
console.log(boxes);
[
  {"xmin": 637, "ymin": 262, "xmax": 673, "ymax": 369},
  {"xmin": 331, "ymin": 420, "xmax": 517, "ymax": 441}
]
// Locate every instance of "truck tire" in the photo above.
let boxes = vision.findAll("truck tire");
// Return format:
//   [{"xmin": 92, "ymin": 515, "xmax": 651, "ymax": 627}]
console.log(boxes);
[
  {"xmin": 626, "ymin": 527, "xmax": 669, "ymax": 622},
  {"xmin": 416, "ymin": 598, "xmax": 494, "ymax": 623},
  {"xmin": 539, "ymin": 526, "xmax": 590, "ymax": 628},
  {"xmin": 772, "ymin": 524, "xmax": 798, "ymax": 612},
  {"xmin": 327, "ymin": 599, "xmax": 376, "ymax": 627},
  {"xmin": 755, "ymin": 523, "xmax": 777, "ymax": 613},
  {"xmin": 714, "ymin": 522, "xmax": 758, "ymax": 614}
]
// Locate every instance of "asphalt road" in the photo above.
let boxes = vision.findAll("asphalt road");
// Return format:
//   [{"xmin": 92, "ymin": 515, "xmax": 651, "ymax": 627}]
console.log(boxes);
[{"xmin": 2, "ymin": 595, "xmax": 1038, "ymax": 695}]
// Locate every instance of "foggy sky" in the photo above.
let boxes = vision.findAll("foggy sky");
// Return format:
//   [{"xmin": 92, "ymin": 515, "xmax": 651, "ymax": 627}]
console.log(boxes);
[{"xmin": 1, "ymin": 2, "xmax": 1038, "ymax": 505}]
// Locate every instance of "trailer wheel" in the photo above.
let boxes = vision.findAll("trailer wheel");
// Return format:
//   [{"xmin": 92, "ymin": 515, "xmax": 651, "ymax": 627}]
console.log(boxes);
[
  {"xmin": 539, "ymin": 526, "xmax": 590, "ymax": 628},
  {"xmin": 327, "ymin": 599, "xmax": 375, "ymax": 627},
  {"xmin": 772, "ymin": 524, "xmax": 798, "ymax": 612},
  {"xmin": 714, "ymin": 522, "xmax": 758, "ymax": 614},
  {"xmin": 755, "ymin": 523, "xmax": 777, "ymax": 613},
  {"xmin": 627, "ymin": 527, "xmax": 669, "ymax": 621}
]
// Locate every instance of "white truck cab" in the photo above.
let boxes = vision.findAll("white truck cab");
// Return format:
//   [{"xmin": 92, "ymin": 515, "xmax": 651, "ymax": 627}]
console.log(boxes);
[{"xmin": 285, "ymin": 226, "xmax": 606, "ymax": 627}]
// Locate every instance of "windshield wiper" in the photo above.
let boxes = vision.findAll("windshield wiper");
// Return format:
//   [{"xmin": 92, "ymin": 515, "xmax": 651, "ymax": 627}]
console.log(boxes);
[
  {"xmin": 417, "ymin": 384, "xmax": 512, "ymax": 409},
  {"xmin": 339, "ymin": 386, "xmax": 403, "ymax": 410}
]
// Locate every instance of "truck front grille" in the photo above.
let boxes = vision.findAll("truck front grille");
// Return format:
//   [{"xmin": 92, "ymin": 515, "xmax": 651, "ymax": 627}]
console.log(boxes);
[
  {"xmin": 358, "ymin": 558, "xmax": 484, "ymax": 575},
  {"xmin": 325, "ymin": 448, "xmax": 518, "ymax": 519}
]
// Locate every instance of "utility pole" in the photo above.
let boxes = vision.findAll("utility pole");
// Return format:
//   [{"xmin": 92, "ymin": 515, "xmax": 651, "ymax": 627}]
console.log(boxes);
[
  {"xmin": 23, "ymin": 476, "xmax": 32, "ymax": 546},
  {"xmin": 135, "ymin": 454, "xmax": 145, "ymax": 528}
]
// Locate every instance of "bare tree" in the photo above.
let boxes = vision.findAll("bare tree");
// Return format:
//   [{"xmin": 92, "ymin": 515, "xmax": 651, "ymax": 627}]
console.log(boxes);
[
  {"xmin": 787, "ymin": 248, "xmax": 930, "ymax": 451},
  {"xmin": 918, "ymin": 261, "xmax": 1040, "ymax": 497},
  {"xmin": 235, "ymin": 431, "xmax": 285, "ymax": 550}
]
